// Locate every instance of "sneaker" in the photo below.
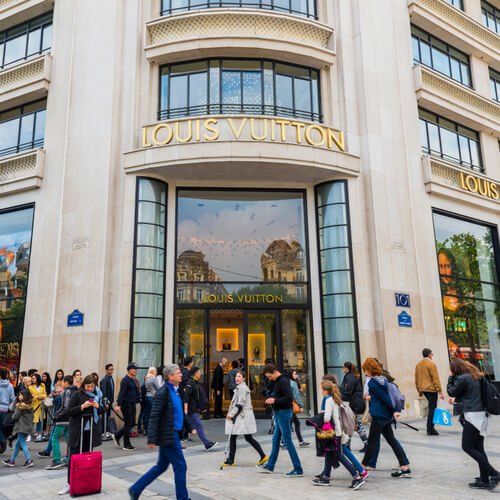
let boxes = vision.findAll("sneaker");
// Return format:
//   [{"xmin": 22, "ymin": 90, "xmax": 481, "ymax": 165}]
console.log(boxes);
[
  {"xmin": 221, "ymin": 461, "xmax": 235, "ymax": 467},
  {"xmin": 58, "ymin": 483, "xmax": 70, "ymax": 495},
  {"xmin": 469, "ymin": 480, "xmax": 495, "ymax": 490},
  {"xmin": 122, "ymin": 445, "xmax": 136, "ymax": 451},
  {"xmin": 38, "ymin": 451, "xmax": 51, "ymax": 458},
  {"xmin": 34, "ymin": 436, "xmax": 43, "ymax": 442},
  {"xmin": 490, "ymin": 474, "xmax": 500, "ymax": 485},
  {"xmin": 23, "ymin": 459, "xmax": 34, "ymax": 468},
  {"xmin": 350, "ymin": 477, "xmax": 366, "ymax": 490},
  {"xmin": 256, "ymin": 464, "xmax": 273, "ymax": 473},
  {"xmin": 205, "ymin": 442, "xmax": 217, "ymax": 451},
  {"xmin": 312, "ymin": 476, "xmax": 330, "ymax": 486},
  {"xmin": 3, "ymin": 458, "xmax": 15, "ymax": 467},
  {"xmin": 391, "ymin": 468, "xmax": 411, "ymax": 478},
  {"xmin": 280, "ymin": 442, "xmax": 286, "ymax": 449},
  {"xmin": 361, "ymin": 470, "xmax": 369, "ymax": 480},
  {"xmin": 46, "ymin": 461, "xmax": 63, "ymax": 470},
  {"xmin": 299, "ymin": 441, "xmax": 310, "ymax": 447},
  {"xmin": 129, "ymin": 432, "xmax": 139, "ymax": 438},
  {"xmin": 256, "ymin": 456, "xmax": 268, "ymax": 466},
  {"xmin": 285, "ymin": 470, "xmax": 303, "ymax": 477},
  {"xmin": 112, "ymin": 433, "xmax": 121, "ymax": 448},
  {"xmin": 26, "ymin": 435, "xmax": 31, "ymax": 442},
  {"xmin": 128, "ymin": 487, "xmax": 139, "ymax": 500}
]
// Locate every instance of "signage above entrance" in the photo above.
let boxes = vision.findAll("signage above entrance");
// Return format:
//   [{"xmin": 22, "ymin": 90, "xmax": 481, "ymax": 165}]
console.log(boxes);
[
  {"xmin": 141, "ymin": 117, "xmax": 345, "ymax": 152},
  {"xmin": 459, "ymin": 172, "xmax": 499, "ymax": 201}
]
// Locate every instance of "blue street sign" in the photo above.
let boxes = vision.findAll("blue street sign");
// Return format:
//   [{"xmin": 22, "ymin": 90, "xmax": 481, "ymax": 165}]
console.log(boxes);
[
  {"xmin": 398, "ymin": 310, "xmax": 412, "ymax": 328},
  {"xmin": 67, "ymin": 310, "xmax": 84, "ymax": 327},
  {"xmin": 395, "ymin": 293, "xmax": 410, "ymax": 308}
]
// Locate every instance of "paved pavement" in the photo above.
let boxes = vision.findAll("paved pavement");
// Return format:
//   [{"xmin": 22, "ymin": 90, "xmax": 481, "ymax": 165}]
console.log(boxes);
[{"xmin": 0, "ymin": 416, "xmax": 499, "ymax": 499}]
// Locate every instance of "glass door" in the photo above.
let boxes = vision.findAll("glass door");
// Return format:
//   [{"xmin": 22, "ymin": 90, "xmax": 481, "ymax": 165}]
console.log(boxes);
[{"xmin": 244, "ymin": 311, "xmax": 278, "ymax": 412}]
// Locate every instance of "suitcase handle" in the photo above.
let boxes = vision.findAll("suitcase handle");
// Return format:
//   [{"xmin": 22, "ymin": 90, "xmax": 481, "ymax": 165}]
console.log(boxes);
[{"xmin": 80, "ymin": 414, "xmax": 94, "ymax": 454}]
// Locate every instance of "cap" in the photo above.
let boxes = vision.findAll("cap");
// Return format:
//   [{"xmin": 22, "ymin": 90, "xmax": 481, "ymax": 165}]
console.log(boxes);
[{"xmin": 127, "ymin": 362, "xmax": 138, "ymax": 371}]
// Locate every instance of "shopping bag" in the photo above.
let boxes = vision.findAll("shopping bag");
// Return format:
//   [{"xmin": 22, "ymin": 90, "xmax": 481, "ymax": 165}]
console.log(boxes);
[
  {"xmin": 414, "ymin": 397, "xmax": 428, "ymax": 418},
  {"xmin": 432, "ymin": 400, "xmax": 452, "ymax": 426}
]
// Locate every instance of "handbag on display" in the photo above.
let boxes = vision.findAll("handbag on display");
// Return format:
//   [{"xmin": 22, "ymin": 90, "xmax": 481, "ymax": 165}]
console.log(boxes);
[{"xmin": 432, "ymin": 400, "xmax": 452, "ymax": 426}]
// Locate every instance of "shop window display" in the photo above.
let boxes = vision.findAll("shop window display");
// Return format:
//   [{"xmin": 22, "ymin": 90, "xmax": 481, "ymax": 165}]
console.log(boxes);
[{"xmin": 433, "ymin": 212, "xmax": 500, "ymax": 380}]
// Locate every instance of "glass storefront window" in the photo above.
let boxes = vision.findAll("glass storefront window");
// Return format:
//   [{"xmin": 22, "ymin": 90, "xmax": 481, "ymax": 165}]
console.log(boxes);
[
  {"xmin": 316, "ymin": 181, "xmax": 359, "ymax": 377},
  {"xmin": 130, "ymin": 179, "xmax": 167, "ymax": 379},
  {"xmin": 433, "ymin": 212, "xmax": 500, "ymax": 381},
  {"xmin": 0, "ymin": 205, "xmax": 34, "ymax": 383},
  {"xmin": 160, "ymin": 59, "xmax": 321, "ymax": 122}
]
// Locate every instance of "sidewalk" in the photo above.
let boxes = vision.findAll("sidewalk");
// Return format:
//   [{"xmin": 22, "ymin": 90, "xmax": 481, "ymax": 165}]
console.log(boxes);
[{"xmin": 0, "ymin": 416, "xmax": 499, "ymax": 499}]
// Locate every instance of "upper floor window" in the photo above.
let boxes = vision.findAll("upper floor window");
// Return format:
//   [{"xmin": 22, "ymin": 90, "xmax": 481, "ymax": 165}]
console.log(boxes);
[
  {"xmin": 482, "ymin": 0, "xmax": 500, "ymax": 33},
  {"xmin": 161, "ymin": 0, "xmax": 317, "ymax": 19},
  {"xmin": 0, "ymin": 12, "xmax": 52, "ymax": 70},
  {"xmin": 490, "ymin": 67, "xmax": 500, "ymax": 102},
  {"xmin": 411, "ymin": 25, "xmax": 471, "ymax": 87},
  {"xmin": 419, "ymin": 109, "xmax": 482, "ymax": 172},
  {"xmin": 159, "ymin": 59, "xmax": 321, "ymax": 122},
  {"xmin": 0, "ymin": 99, "xmax": 46, "ymax": 158},
  {"xmin": 444, "ymin": 0, "xmax": 463, "ymax": 9}
]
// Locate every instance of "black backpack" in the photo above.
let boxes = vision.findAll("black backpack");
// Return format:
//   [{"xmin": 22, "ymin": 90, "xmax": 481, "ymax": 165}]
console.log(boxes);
[{"xmin": 481, "ymin": 377, "xmax": 500, "ymax": 416}]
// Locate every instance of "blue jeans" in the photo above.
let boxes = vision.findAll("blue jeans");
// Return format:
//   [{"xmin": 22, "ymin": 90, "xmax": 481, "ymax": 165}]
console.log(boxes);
[
  {"xmin": 138, "ymin": 397, "xmax": 153, "ymax": 432},
  {"xmin": 323, "ymin": 447, "xmax": 357, "ymax": 478},
  {"xmin": 12, "ymin": 432, "xmax": 31, "ymax": 462},
  {"xmin": 342, "ymin": 444, "xmax": 364, "ymax": 475},
  {"xmin": 130, "ymin": 434, "xmax": 188, "ymax": 500},
  {"xmin": 186, "ymin": 413, "xmax": 209, "ymax": 447},
  {"xmin": 45, "ymin": 427, "xmax": 55, "ymax": 454},
  {"xmin": 0, "ymin": 411, "xmax": 6, "ymax": 443},
  {"xmin": 267, "ymin": 409, "xmax": 302, "ymax": 473},
  {"xmin": 36, "ymin": 420, "xmax": 42, "ymax": 434},
  {"xmin": 367, "ymin": 434, "xmax": 409, "ymax": 468}
]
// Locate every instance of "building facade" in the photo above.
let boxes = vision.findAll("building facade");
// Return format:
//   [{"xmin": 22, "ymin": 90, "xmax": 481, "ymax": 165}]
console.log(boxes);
[{"xmin": 0, "ymin": 0, "xmax": 498, "ymax": 414}]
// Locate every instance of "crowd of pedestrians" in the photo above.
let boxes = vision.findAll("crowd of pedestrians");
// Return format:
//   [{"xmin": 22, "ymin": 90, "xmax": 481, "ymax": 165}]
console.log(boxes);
[{"xmin": 0, "ymin": 346, "xmax": 498, "ymax": 498}]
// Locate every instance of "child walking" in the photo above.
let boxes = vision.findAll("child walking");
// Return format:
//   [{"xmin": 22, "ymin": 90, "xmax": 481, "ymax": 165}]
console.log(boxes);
[{"xmin": 3, "ymin": 389, "xmax": 34, "ymax": 468}]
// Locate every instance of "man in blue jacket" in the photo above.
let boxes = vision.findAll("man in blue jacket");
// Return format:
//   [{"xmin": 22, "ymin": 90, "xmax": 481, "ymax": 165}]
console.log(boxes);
[{"xmin": 128, "ymin": 364, "xmax": 195, "ymax": 500}]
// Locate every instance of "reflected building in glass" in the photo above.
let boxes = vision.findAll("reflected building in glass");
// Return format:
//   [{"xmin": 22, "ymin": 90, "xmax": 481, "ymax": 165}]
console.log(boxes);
[{"xmin": 1, "ymin": 0, "xmax": 499, "ymax": 408}]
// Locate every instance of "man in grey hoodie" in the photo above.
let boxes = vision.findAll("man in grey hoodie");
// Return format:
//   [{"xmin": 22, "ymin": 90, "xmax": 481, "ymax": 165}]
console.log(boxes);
[{"xmin": 0, "ymin": 367, "xmax": 15, "ymax": 454}]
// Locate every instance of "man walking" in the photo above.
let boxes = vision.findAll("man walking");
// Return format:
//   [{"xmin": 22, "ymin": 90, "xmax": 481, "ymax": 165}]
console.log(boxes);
[
  {"xmin": 415, "ymin": 348, "xmax": 444, "ymax": 436},
  {"xmin": 101, "ymin": 363, "xmax": 115, "ymax": 434},
  {"xmin": 257, "ymin": 364, "xmax": 303, "ymax": 477},
  {"xmin": 211, "ymin": 358, "xmax": 227, "ymax": 418},
  {"xmin": 128, "ymin": 365, "xmax": 195, "ymax": 500},
  {"xmin": 0, "ymin": 367, "xmax": 15, "ymax": 454},
  {"xmin": 114, "ymin": 362, "xmax": 140, "ymax": 451}
]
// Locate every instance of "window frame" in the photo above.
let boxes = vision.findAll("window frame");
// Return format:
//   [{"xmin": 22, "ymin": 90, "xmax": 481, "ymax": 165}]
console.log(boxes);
[
  {"xmin": 489, "ymin": 67, "xmax": 500, "ymax": 102},
  {"xmin": 444, "ymin": 0, "xmax": 463, "ymax": 9},
  {"xmin": 482, "ymin": 0, "xmax": 500, "ymax": 33}
]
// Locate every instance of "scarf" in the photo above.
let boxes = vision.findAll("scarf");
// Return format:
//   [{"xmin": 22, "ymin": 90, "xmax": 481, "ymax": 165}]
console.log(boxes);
[{"xmin": 83, "ymin": 391, "xmax": 99, "ymax": 424}]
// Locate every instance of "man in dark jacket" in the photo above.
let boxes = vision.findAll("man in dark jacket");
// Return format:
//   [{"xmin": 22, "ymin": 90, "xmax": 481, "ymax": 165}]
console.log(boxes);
[
  {"xmin": 114, "ymin": 363, "xmax": 140, "ymax": 451},
  {"xmin": 179, "ymin": 357, "xmax": 193, "ymax": 440},
  {"xmin": 100, "ymin": 364, "xmax": 115, "ymax": 435},
  {"xmin": 129, "ymin": 364, "xmax": 195, "ymax": 500},
  {"xmin": 211, "ymin": 358, "xmax": 227, "ymax": 418},
  {"xmin": 257, "ymin": 364, "xmax": 303, "ymax": 477}
]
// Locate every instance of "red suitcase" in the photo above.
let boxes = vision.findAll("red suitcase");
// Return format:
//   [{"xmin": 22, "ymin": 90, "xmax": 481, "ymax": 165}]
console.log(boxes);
[{"xmin": 70, "ymin": 415, "xmax": 102, "ymax": 497}]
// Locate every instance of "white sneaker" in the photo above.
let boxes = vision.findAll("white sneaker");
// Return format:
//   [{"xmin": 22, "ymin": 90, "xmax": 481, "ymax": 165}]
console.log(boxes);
[
  {"xmin": 27, "ymin": 435, "xmax": 32, "ymax": 442},
  {"xmin": 58, "ymin": 483, "xmax": 70, "ymax": 495}
]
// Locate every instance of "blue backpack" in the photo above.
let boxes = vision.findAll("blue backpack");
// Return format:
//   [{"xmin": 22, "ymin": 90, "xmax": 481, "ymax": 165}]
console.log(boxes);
[{"xmin": 388, "ymin": 383, "xmax": 405, "ymax": 412}]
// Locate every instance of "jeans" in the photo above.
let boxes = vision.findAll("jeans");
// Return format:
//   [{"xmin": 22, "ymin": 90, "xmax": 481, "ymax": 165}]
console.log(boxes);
[
  {"xmin": 367, "ymin": 433, "xmax": 409, "ymax": 468},
  {"xmin": 363, "ymin": 420, "xmax": 409, "ymax": 467},
  {"xmin": 12, "ymin": 432, "xmax": 31, "ymax": 462},
  {"xmin": 186, "ymin": 413, "xmax": 210, "ymax": 447},
  {"xmin": 423, "ymin": 392, "xmax": 438, "ymax": 433},
  {"xmin": 138, "ymin": 397, "xmax": 153, "ymax": 433},
  {"xmin": 461, "ymin": 420, "xmax": 498, "ymax": 482},
  {"xmin": 44, "ymin": 427, "xmax": 55, "ymax": 454},
  {"xmin": 115, "ymin": 402, "xmax": 136, "ymax": 447},
  {"xmin": 229, "ymin": 434, "xmax": 265, "ymax": 463},
  {"xmin": 130, "ymin": 434, "xmax": 188, "ymax": 500},
  {"xmin": 267, "ymin": 409, "xmax": 302, "ymax": 473},
  {"xmin": 323, "ymin": 448, "xmax": 356, "ymax": 478},
  {"xmin": 0, "ymin": 411, "xmax": 6, "ymax": 443},
  {"xmin": 342, "ymin": 444, "xmax": 365, "ymax": 475},
  {"xmin": 36, "ymin": 420, "xmax": 42, "ymax": 434},
  {"xmin": 52, "ymin": 425, "xmax": 68, "ymax": 463}
]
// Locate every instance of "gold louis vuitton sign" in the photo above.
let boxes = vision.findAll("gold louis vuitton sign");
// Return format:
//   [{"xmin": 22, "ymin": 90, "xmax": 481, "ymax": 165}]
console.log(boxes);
[
  {"xmin": 459, "ymin": 172, "xmax": 499, "ymax": 201},
  {"xmin": 142, "ymin": 117, "xmax": 345, "ymax": 152}
]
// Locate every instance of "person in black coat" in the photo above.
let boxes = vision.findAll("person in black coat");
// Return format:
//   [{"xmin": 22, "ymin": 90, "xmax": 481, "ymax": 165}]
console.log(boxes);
[
  {"xmin": 114, "ymin": 363, "xmax": 140, "ymax": 451},
  {"xmin": 341, "ymin": 362, "xmax": 368, "ymax": 451},
  {"xmin": 58, "ymin": 375, "xmax": 103, "ymax": 496},
  {"xmin": 211, "ymin": 358, "xmax": 227, "ymax": 418}
]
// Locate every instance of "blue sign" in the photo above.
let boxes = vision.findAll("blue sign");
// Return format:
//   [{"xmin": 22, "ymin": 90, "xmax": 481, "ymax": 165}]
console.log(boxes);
[
  {"xmin": 398, "ymin": 311, "xmax": 412, "ymax": 328},
  {"xmin": 395, "ymin": 293, "xmax": 410, "ymax": 308},
  {"xmin": 67, "ymin": 310, "xmax": 84, "ymax": 327}
]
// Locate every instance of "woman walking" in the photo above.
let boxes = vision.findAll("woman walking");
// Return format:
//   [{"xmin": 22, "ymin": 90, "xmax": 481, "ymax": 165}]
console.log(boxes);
[
  {"xmin": 447, "ymin": 359, "xmax": 498, "ymax": 490},
  {"xmin": 2, "ymin": 389, "xmax": 34, "ymax": 468},
  {"xmin": 222, "ymin": 371, "xmax": 267, "ymax": 466},
  {"xmin": 287, "ymin": 369, "xmax": 309, "ymax": 447},
  {"xmin": 139, "ymin": 367, "xmax": 159, "ymax": 435},
  {"xmin": 360, "ymin": 358, "xmax": 410, "ymax": 478},
  {"xmin": 57, "ymin": 374, "xmax": 103, "ymax": 496},
  {"xmin": 29, "ymin": 373, "xmax": 47, "ymax": 442},
  {"xmin": 341, "ymin": 362, "xmax": 368, "ymax": 451}
]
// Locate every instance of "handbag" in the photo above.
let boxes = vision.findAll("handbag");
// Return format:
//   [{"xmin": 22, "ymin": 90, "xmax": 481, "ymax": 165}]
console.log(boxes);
[
  {"xmin": 432, "ymin": 399, "xmax": 452, "ymax": 426},
  {"xmin": 414, "ymin": 396, "xmax": 428, "ymax": 418},
  {"xmin": 292, "ymin": 400, "xmax": 302, "ymax": 414},
  {"xmin": 43, "ymin": 397, "xmax": 53, "ymax": 408},
  {"xmin": 361, "ymin": 402, "xmax": 372, "ymax": 425}
]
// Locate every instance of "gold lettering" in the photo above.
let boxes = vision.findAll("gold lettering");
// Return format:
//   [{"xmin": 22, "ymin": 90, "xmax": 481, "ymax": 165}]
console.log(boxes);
[
  {"xmin": 265, "ymin": 295, "xmax": 274, "ymax": 303},
  {"xmin": 275, "ymin": 120, "xmax": 290, "ymax": 141},
  {"xmin": 250, "ymin": 119, "xmax": 268, "ymax": 141},
  {"xmin": 465, "ymin": 174, "xmax": 478, "ymax": 193},
  {"xmin": 237, "ymin": 294, "xmax": 244, "ymax": 302},
  {"xmin": 276, "ymin": 295, "xmax": 283, "ymax": 304},
  {"xmin": 290, "ymin": 122, "xmax": 305, "ymax": 143},
  {"xmin": 305, "ymin": 124, "xmax": 325, "ymax": 146},
  {"xmin": 490, "ymin": 183, "xmax": 499, "ymax": 200},
  {"xmin": 326, "ymin": 129, "xmax": 345, "ymax": 151},
  {"xmin": 227, "ymin": 295, "xmax": 234, "ymax": 303},
  {"xmin": 271, "ymin": 119, "xmax": 276, "ymax": 141},
  {"xmin": 152, "ymin": 123, "xmax": 173, "ymax": 146},
  {"xmin": 208, "ymin": 295, "xmax": 216, "ymax": 303},
  {"xmin": 203, "ymin": 119, "xmax": 219, "ymax": 141},
  {"xmin": 142, "ymin": 127, "xmax": 152, "ymax": 148},
  {"xmin": 228, "ymin": 118, "xmax": 248, "ymax": 139},
  {"xmin": 195, "ymin": 119, "xmax": 201, "ymax": 141},
  {"xmin": 478, "ymin": 178, "xmax": 488, "ymax": 197},
  {"xmin": 459, "ymin": 172, "xmax": 467, "ymax": 190},
  {"xmin": 174, "ymin": 120, "xmax": 193, "ymax": 143}
]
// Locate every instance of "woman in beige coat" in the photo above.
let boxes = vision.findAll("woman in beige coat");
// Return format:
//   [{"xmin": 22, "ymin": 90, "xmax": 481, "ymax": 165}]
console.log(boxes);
[{"xmin": 222, "ymin": 371, "xmax": 268, "ymax": 467}]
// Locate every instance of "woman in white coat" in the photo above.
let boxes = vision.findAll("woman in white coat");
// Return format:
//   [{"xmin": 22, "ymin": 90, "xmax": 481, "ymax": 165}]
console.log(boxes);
[{"xmin": 222, "ymin": 371, "xmax": 268, "ymax": 467}]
